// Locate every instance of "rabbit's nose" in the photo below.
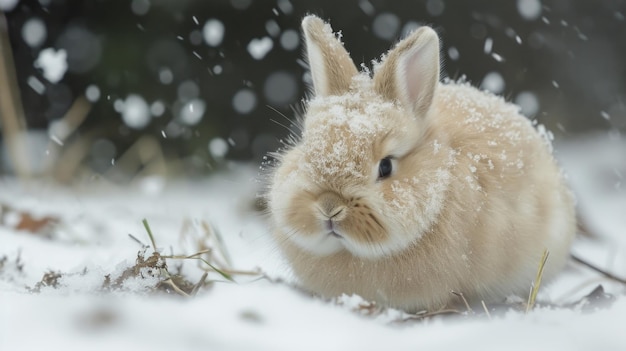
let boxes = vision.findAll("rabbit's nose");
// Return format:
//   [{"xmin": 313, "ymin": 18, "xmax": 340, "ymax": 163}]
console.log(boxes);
[{"xmin": 316, "ymin": 191, "xmax": 347, "ymax": 220}]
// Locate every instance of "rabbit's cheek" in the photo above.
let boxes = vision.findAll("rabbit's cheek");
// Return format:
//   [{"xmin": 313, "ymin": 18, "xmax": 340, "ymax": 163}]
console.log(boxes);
[
  {"xmin": 283, "ymin": 215, "xmax": 346, "ymax": 256},
  {"xmin": 290, "ymin": 231, "xmax": 345, "ymax": 256}
]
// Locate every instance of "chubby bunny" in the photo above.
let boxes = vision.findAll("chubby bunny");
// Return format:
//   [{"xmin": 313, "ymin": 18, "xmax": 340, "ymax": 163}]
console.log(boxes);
[{"xmin": 265, "ymin": 15, "xmax": 575, "ymax": 312}]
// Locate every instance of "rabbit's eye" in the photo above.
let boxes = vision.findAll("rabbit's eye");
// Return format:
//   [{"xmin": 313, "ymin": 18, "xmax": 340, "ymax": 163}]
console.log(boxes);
[{"xmin": 378, "ymin": 157, "xmax": 393, "ymax": 179}]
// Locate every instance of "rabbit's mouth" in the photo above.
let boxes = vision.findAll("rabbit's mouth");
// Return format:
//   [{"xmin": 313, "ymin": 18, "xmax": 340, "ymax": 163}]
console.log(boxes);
[
  {"xmin": 324, "ymin": 219, "xmax": 344, "ymax": 239},
  {"xmin": 328, "ymin": 230, "xmax": 343, "ymax": 239}
]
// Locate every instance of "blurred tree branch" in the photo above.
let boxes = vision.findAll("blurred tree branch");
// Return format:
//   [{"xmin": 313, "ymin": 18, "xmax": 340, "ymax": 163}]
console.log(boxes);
[{"xmin": 0, "ymin": 11, "xmax": 30, "ymax": 178}]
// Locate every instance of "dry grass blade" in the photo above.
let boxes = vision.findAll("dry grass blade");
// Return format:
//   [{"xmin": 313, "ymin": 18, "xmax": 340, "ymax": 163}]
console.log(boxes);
[
  {"xmin": 526, "ymin": 249, "xmax": 550, "ymax": 313},
  {"xmin": 451, "ymin": 291, "xmax": 473, "ymax": 314},
  {"xmin": 184, "ymin": 249, "xmax": 212, "ymax": 259},
  {"xmin": 201, "ymin": 220, "xmax": 232, "ymax": 267},
  {"xmin": 141, "ymin": 219, "xmax": 235, "ymax": 282},
  {"xmin": 160, "ymin": 278, "xmax": 190, "ymax": 297},
  {"xmin": 481, "ymin": 300, "xmax": 492, "ymax": 320},
  {"xmin": 160, "ymin": 253, "xmax": 234, "ymax": 282},
  {"xmin": 220, "ymin": 268, "xmax": 261, "ymax": 276},
  {"xmin": 191, "ymin": 272, "xmax": 209, "ymax": 296},
  {"xmin": 128, "ymin": 233, "xmax": 149, "ymax": 248},
  {"xmin": 197, "ymin": 258, "xmax": 234, "ymax": 282},
  {"xmin": 398, "ymin": 309, "xmax": 462, "ymax": 323},
  {"xmin": 161, "ymin": 254, "xmax": 235, "ymax": 282},
  {"xmin": 142, "ymin": 218, "xmax": 158, "ymax": 251}
]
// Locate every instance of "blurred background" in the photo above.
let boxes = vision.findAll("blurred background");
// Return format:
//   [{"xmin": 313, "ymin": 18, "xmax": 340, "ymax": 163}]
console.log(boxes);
[{"xmin": 0, "ymin": 0, "xmax": 624, "ymax": 184}]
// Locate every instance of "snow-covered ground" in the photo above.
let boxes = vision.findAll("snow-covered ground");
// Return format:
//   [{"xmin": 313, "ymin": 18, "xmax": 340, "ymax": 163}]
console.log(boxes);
[{"xmin": 1, "ymin": 134, "xmax": 625, "ymax": 351}]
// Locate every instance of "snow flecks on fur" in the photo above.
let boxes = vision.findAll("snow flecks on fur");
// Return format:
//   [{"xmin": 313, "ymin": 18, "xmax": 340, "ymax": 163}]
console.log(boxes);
[
  {"xmin": 316, "ymin": 19, "xmax": 345, "ymax": 50},
  {"xmin": 439, "ymin": 80, "xmax": 558, "ymax": 179},
  {"xmin": 388, "ymin": 167, "xmax": 451, "ymax": 236},
  {"xmin": 439, "ymin": 81, "xmax": 531, "ymax": 147},
  {"xmin": 465, "ymin": 175, "xmax": 481, "ymax": 191},
  {"xmin": 536, "ymin": 124, "xmax": 555, "ymax": 152},
  {"xmin": 299, "ymin": 74, "xmax": 393, "ymax": 182},
  {"xmin": 433, "ymin": 139, "xmax": 441, "ymax": 154}
]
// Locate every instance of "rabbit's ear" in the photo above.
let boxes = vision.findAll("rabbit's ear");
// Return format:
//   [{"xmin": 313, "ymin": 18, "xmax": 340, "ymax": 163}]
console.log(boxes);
[
  {"xmin": 302, "ymin": 15, "xmax": 358, "ymax": 97},
  {"xmin": 374, "ymin": 27, "xmax": 440, "ymax": 117}
]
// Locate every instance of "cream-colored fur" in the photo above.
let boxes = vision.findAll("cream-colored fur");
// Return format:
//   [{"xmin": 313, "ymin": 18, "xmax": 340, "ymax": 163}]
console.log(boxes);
[{"xmin": 266, "ymin": 15, "xmax": 575, "ymax": 312}]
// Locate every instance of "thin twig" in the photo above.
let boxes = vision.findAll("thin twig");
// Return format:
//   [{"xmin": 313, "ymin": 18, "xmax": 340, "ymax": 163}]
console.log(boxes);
[
  {"xmin": 399, "ymin": 309, "xmax": 462, "ymax": 322},
  {"xmin": 160, "ymin": 254, "xmax": 234, "ymax": 282},
  {"xmin": 191, "ymin": 272, "xmax": 209, "ymax": 296},
  {"xmin": 161, "ymin": 278, "xmax": 190, "ymax": 297},
  {"xmin": 128, "ymin": 233, "xmax": 148, "ymax": 248},
  {"xmin": 201, "ymin": 220, "xmax": 232, "ymax": 267},
  {"xmin": 184, "ymin": 249, "xmax": 212, "ymax": 259},
  {"xmin": 220, "ymin": 268, "xmax": 261, "ymax": 276},
  {"xmin": 451, "ymin": 291, "xmax": 473, "ymax": 314},
  {"xmin": 481, "ymin": 300, "xmax": 492, "ymax": 320},
  {"xmin": 571, "ymin": 253, "xmax": 626, "ymax": 285}
]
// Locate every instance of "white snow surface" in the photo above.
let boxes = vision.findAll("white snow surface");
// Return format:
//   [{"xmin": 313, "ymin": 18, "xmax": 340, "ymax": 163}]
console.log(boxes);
[{"xmin": 1, "ymin": 136, "xmax": 625, "ymax": 350}]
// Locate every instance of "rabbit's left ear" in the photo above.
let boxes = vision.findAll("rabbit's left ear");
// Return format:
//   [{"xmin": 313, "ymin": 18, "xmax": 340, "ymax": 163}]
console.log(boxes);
[
  {"xmin": 302, "ymin": 15, "xmax": 358, "ymax": 97},
  {"xmin": 374, "ymin": 27, "xmax": 440, "ymax": 117}
]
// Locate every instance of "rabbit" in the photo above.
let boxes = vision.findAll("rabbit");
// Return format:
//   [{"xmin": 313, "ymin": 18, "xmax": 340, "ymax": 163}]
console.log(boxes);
[{"xmin": 265, "ymin": 15, "xmax": 576, "ymax": 312}]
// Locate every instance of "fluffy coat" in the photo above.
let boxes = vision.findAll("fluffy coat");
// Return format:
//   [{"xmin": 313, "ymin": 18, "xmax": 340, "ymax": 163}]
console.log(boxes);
[{"xmin": 266, "ymin": 15, "xmax": 575, "ymax": 312}]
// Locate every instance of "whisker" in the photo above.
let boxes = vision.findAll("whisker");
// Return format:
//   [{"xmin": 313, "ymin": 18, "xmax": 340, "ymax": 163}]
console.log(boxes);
[
  {"xmin": 270, "ymin": 118, "xmax": 298, "ymax": 136},
  {"xmin": 368, "ymin": 213, "xmax": 384, "ymax": 230},
  {"xmin": 266, "ymin": 105, "xmax": 302, "ymax": 134},
  {"xmin": 266, "ymin": 104, "xmax": 291, "ymax": 122}
]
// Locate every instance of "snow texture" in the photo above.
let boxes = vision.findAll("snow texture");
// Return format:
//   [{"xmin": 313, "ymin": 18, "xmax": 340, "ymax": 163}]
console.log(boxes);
[
  {"xmin": 1, "ymin": 138, "xmax": 625, "ymax": 350},
  {"xmin": 299, "ymin": 74, "xmax": 390, "ymax": 181}
]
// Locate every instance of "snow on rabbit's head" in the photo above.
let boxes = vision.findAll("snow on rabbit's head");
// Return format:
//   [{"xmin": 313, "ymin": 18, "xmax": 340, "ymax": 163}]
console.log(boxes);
[{"xmin": 268, "ymin": 15, "xmax": 444, "ymax": 258}]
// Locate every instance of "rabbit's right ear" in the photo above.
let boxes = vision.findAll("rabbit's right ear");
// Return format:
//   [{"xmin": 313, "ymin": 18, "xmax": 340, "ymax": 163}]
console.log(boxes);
[
  {"xmin": 374, "ymin": 27, "xmax": 440, "ymax": 117},
  {"xmin": 302, "ymin": 15, "xmax": 358, "ymax": 97}
]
